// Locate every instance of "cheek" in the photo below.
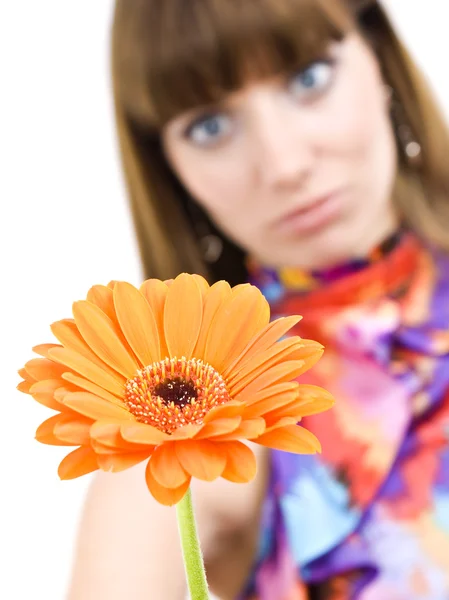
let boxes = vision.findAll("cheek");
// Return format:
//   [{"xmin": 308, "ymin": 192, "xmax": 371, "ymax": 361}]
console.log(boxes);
[
  {"xmin": 170, "ymin": 148, "xmax": 253, "ymax": 217},
  {"xmin": 318, "ymin": 74, "xmax": 390, "ymax": 161}
]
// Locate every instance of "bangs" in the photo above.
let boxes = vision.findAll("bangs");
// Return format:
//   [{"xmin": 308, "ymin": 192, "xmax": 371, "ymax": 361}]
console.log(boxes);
[{"xmin": 113, "ymin": 0, "xmax": 356, "ymax": 129}]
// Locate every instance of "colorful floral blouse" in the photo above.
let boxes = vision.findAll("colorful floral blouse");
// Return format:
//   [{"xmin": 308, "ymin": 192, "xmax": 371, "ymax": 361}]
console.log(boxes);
[{"xmin": 244, "ymin": 233, "xmax": 449, "ymax": 599}]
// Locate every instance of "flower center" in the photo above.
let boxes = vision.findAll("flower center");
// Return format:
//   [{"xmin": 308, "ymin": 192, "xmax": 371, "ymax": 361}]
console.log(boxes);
[{"xmin": 123, "ymin": 357, "xmax": 231, "ymax": 434}]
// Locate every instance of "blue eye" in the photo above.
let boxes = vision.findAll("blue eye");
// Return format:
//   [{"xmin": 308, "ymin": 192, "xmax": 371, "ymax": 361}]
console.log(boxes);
[
  {"xmin": 289, "ymin": 60, "xmax": 335, "ymax": 99},
  {"xmin": 184, "ymin": 113, "xmax": 233, "ymax": 147}
]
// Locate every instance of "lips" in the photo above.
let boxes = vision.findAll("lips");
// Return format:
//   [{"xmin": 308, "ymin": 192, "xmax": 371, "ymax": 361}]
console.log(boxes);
[{"xmin": 275, "ymin": 190, "xmax": 343, "ymax": 236}]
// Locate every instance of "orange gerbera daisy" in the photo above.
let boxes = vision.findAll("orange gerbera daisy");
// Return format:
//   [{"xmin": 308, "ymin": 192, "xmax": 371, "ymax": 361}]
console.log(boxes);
[{"xmin": 18, "ymin": 274, "xmax": 333, "ymax": 505}]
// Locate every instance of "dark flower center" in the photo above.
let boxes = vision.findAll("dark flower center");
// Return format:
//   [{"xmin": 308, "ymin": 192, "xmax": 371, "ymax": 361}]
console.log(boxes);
[{"xmin": 153, "ymin": 377, "xmax": 198, "ymax": 408}]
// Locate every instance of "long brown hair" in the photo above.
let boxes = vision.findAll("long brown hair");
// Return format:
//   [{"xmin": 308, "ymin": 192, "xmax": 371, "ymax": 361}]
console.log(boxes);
[{"xmin": 111, "ymin": 0, "xmax": 449, "ymax": 284}]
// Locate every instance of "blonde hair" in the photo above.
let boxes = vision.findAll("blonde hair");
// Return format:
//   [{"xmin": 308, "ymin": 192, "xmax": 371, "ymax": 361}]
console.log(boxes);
[{"xmin": 111, "ymin": 0, "xmax": 449, "ymax": 283}]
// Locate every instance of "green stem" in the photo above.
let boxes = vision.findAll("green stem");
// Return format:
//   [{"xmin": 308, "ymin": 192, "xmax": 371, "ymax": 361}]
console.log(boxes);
[{"xmin": 176, "ymin": 487, "xmax": 210, "ymax": 600}]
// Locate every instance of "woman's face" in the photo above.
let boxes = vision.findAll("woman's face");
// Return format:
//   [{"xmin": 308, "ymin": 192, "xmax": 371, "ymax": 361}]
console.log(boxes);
[{"xmin": 162, "ymin": 34, "xmax": 398, "ymax": 270}]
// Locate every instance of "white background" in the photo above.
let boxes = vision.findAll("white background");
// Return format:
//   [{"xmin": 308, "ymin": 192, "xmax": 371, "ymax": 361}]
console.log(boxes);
[{"xmin": 1, "ymin": 2, "xmax": 449, "ymax": 598}]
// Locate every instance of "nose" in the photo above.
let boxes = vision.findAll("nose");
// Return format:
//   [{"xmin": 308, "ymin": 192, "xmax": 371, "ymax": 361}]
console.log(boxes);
[{"xmin": 250, "ymin": 93, "xmax": 315, "ymax": 191}]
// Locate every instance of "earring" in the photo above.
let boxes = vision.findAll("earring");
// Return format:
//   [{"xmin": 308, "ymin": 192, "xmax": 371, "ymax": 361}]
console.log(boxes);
[
  {"xmin": 199, "ymin": 234, "xmax": 224, "ymax": 264},
  {"xmin": 385, "ymin": 85, "xmax": 422, "ymax": 166}
]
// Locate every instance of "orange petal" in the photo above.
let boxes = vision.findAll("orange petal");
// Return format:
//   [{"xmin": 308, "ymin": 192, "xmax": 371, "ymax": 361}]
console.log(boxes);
[
  {"xmin": 58, "ymin": 446, "xmax": 99, "ymax": 479},
  {"xmin": 54, "ymin": 415, "xmax": 93, "ymax": 445},
  {"xmin": 203, "ymin": 285, "xmax": 270, "ymax": 372},
  {"xmin": 140, "ymin": 279, "xmax": 169, "ymax": 358},
  {"xmin": 222, "ymin": 315, "xmax": 302, "ymax": 378},
  {"xmin": 149, "ymin": 443, "xmax": 189, "ymax": 488},
  {"xmin": 255, "ymin": 424, "xmax": 321, "ymax": 453},
  {"xmin": 29, "ymin": 379, "xmax": 66, "ymax": 411},
  {"xmin": 32, "ymin": 343, "xmax": 61, "ymax": 358},
  {"xmin": 242, "ymin": 382, "xmax": 299, "ymax": 418},
  {"xmin": 202, "ymin": 401, "xmax": 245, "ymax": 423},
  {"xmin": 72, "ymin": 301, "xmax": 138, "ymax": 378},
  {"xmin": 48, "ymin": 347, "xmax": 125, "ymax": 397},
  {"xmin": 228, "ymin": 338, "xmax": 323, "ymax": 394},
  {"xmin": 24, "ymin": 358, "xmax": 67, "ymax": 381},
  {"xmin": 62, "ymin": 372, "xmax": 123, "ymax": 405},
  {"xmin": 97, "ymin": 451, "xmax": 150, "ymax": 473},
  {"xmin": 192, "ymin": 274, "xmax": 210, "ymax": 296},
  {"xmin": 90, "ymin": 438, "xmax": 125, "ymax": 454},
  {"xmin": 113, "ymin": 282, "xmax": 161, "ymax": 366},
  {"xmin": 221, "ymin": 441, "xmax": 257, "ymax": 483},
  {"xmin": 234, "ymin": 361, "xmax": 310, "ymax": 400},
  {"xmin": 264, "ymin": 385, "xmax": 334, "ymax": 424},
  {"xmin": 175, "ymin": 439, "xmax": 226, "ymax": 481},
  {"xmin": 193, "ymin": 281, "xmax": 231, "ymax": 358},
  {"xmin": 145, "ymin": 462, "xmax": 191, "ymax": 506},
  {"xmin": 17, "ymin": 380, "xmax": 33, "ymax": 394},
  {"xmin": 195, "ymin": 417, "xmax": 242, "ymax": 439},
  {"xmin": 54, "ymin": 385, "xmax": 76, "ymax": 404},
  {"xmin": 36, "ymin": 414, "xmax": 76, "ymax": 446},
  {"xmin": 164, "ymin": 274, "xmax": 203, "ymax": 359},
  {"xmin": 86, "ymin": 285, "xmax": 117, "ymax": 321},
  {"xmin": 62, "ymin": 392, "xmax": 133, "ymax": 421},
  {"xmin": 169, "ymin": 424, "xmax": 203, "ymax": 440},
  {"xmin": 51, "ymin": 319, "xmax": 112, "ymax": 364},
  {"xmin": 18, "ymin": 368, "xmax": 35, "ymax": 383},
  {"xmin": 213, "ymin": 417, "xmax": 266, "ymax": 441},
  {"xmin": 120, "ymin": 422, "xmax": 170, "ymax": 445},
  {"xmin": 90, "ymin": 420, "xmax": 153, "ymax": 452},
  {"xmin": 51, "ymin": 319, "xmax": 131, "ymax": 384}
]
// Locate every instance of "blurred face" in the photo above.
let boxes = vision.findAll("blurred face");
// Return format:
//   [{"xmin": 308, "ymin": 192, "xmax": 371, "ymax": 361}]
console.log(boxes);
[{"xmin": 162, "ymin": 34, "xmax": 398, "ymax": 270}]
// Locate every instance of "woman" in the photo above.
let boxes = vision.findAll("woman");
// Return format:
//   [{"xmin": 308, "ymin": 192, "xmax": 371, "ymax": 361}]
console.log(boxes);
[{"xmin": 68, "ymin": 0, "xmax": 449, "ymax": 598}]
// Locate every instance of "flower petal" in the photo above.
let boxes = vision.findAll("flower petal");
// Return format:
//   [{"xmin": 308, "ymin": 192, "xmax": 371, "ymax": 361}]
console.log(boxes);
[
  {"xmin": 222, "ymin": 315, "xmax": 302, "ymax": 378},
  {"xmin": 149, "ymin": 443, "xmax": 189, "ymax": 488},
  {"xmin": 193, "ymin": 281, "xmax": 231, "ymax": 358},
  {"xmin": 120, "ymin": 422, "xmax": 170, "ymax": 445},
  {"xmin": 62, "ymin": 392, "xmax": 133, "ymax": 421},
  {"xmin": 175, "ymin": 439, "xmax": 227, "ymax": 481},
  {"xmin": 36, "ymin": 414, "xmax": 76, "ymax": 446},
  {"xmin": 264, "ymin": 385, "xmax": 334, "ymax": 424},
  {"xmin": 51, "ymin": 319, "xmax": 132, "ymax": 384},
  {"xmin": 192, "ymin": 275, "xmax": 210, "ymax": 296},
  {"xmin": 18, "ymin": 368, "xmax": 35, "ymax": 383},
  {"xmin": 72, "ymin": 301, "xmax": 139, "ymax": 378},
  {"xmin": 28, "ymin": 380, "xmax": 63, "ymax": 410},
  {"xmin": 140, "ymin": 279, "xmax": 169, "ymax": 358},
  {"xmin": 145, "ymin": 462, "xmax": 191, "ymax": 506},
  {"xmin": 97, "ymin": 451, "xmax": 150, "ymax": 473},
  {"xmin": 169, "ymin": 424, "xmax": 203, "ymax": 440},
  {"xmin": 17, "ymin": 380, "xmax": 33, "ymax": 394},
  {"xmin": 212, "ymin": 417, "xmax": 266, "ymax": 441},
  {"xmin": 164, "ymin": 274, "xmax": 203, "ymax": 359},
  {"xmin": 62, "ymin": 372, "xmax": 123, "ymax": 405},
  {"xmin": 234, "ymin": 361, "xmax": 310, "ymax": 400},
  {"xmin": 54, "ymin": 415, "xmax": 93, "ymax": 445},
  {"xmin": 255, "ymin": 424, "xmax": 321, "ymax": 453},
  {"xmin": 203, "ymin": 285, "xmax": 270, "ymax": 372},
  {"xmin": 195, "ymin": 417, "xmax": 242, "ymax": 439},
  {"xmin": 86, "ymin": 285, "xmax": 117, "ymax": 321},
  {"xmin": 113, "ymin": 281, "xmax": 161, "ymax": 366},
  {"xmin": 242, "ymin": 382, "xmax": 299, "ymax": 418},
  {"xmin": 58, "ymin": 446, "xmax": 99, "ymax": 479},
  {"xmin": 48, "ymin": 347, "xmax": 125, "ymax": 397},
  {"xmin": 32, "ymin": 343, "xmax": 61, "ymax": 358},
  {"xmin": 228, "ymin": 338, "xmax": 323, "ymax": 395},
  {"xmin": 24, "ymin": 358, "xmax": 67, "ymax": 381},
  {"xmin": 202, "ymin": 401, "xmax": 245, "ymax": 423},
  {"xmin": 221, "ymin": 441, "xmax": 257, "ymax": 483},
  {"xmin": 90, "ymin": 420, "xmax": 152, "ymax": 452}
]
